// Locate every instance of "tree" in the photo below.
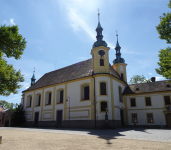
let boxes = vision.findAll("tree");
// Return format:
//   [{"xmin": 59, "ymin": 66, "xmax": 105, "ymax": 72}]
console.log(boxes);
[
  {"xmin": 0, "ymin": 100, "xmax": 18, "ymax": 111},
  {"xmin": 156, "ymin": 0, "xmax": 171, "ymax": 82},
  {"xmin": 0, "ymin": 25, "xmax": 26, "ymax": 96},
  {"xmin": 129, "ymin": 75, "xmax": 146, "ymax": 84},
  {"xmin": 12, "ymin": 104, "xmax": 26, "ymax": 126}
]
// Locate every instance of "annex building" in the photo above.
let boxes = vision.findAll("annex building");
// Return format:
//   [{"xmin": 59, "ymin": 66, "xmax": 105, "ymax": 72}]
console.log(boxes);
[{"xmin": 21, "ymin": 15, "xmax": 171, "ymax": 128}]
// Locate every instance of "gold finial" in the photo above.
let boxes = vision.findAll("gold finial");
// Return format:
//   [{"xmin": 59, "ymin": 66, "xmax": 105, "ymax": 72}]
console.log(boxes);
[{"xmin": 98, "ymin": 8, "xmax": 100, "ymax": 23}]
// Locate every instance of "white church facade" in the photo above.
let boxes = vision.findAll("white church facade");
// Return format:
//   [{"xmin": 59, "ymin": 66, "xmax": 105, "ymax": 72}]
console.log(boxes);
[{"xmin": 21, "ymin": 15, "xmax": 171, "ymax": 128}]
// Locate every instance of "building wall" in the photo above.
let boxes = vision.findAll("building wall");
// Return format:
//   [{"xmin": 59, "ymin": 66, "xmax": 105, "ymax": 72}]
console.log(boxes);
[
  {"xmin": 124, "ymin": 93, "xmax": 171, "ymax": 126},
  {"xmin": 23, "ymin": 75, "xmax": 127, "ymax": 128}
]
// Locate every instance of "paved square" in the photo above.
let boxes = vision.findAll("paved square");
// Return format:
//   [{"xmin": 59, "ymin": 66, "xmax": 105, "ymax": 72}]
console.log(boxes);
[{"xmin": 0, "ymin": 127, "xmax": 171, "ymax": 150}]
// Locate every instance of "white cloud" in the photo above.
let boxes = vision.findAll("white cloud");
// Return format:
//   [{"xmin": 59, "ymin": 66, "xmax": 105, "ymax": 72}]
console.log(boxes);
[
  {"xmin": 58, "ymin": 0, "xmax": 102, "ymax": 40},
  {"xmin": 36, "ymin": 45, "xmax": 42, "ymax": 51},
  {"xmin": 10, "ymin": 18, "xmax": 15, "ymax": 25},
  {"xmin": 156, "ymin": 77, "xmax": 166, "ymax": 81},
  {"xmin": 148, "ymin": 73, "xmax": 152, "ymax": 75}
]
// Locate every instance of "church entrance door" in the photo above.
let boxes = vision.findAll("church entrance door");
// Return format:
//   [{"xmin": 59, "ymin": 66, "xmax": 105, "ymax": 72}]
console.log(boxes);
[
  {"xmin": 166, "ymin": 113, "xmax": 171, "ymax": 127},
  {"xmin": 34, "ymin": 112, "xmax": 39, "ymax": 126},
  {"xmin": 56, "ymin": 110, "xmax": 62, "ymax": 128}
]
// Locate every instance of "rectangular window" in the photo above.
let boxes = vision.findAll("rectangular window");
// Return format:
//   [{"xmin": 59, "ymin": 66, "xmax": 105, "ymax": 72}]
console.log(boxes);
[
  {"xmin": 84, "ymin": 86, "xmax": 89, "ymax": 100},
  {"xmin": 164, "ymin": 96, "xmax": 171, "ymax": 105},
  {"xmin": 100, "ymin": 82, "xmax": 106, "ymax": 95},
  {"xmin": 130, "ymin": 98, "xmax": 136, "ymax": 107},
  {"xmin": 119, "ymin": 87, "xmax": 122, "ymax": 102},
  {"xmin": 145, "ymin": 97, "xmax": 151, "ymax": 106},
  {"xmin": 100, "ymin": 59, "xmax": 104, "ymax": 66},
  {"xmin": 38, "ymin": 95, "xmax": 41, "ymax": 106},
  {"xmin": 60, "ymin": 90, "xmax": 63, "ymax": 103},
  {"xmin": 48, "ymin": 93, "xmax": 51, "ymax": 105},
  {"xmin": 101, "ymin": 102, "xmax": 107, "ymax": 112},
  {"xmin": 147, "ymin": 113, "xmax": 154, "ymax": 123},
  {"xmin": 29, "ymin": 97, "xmax": 32, "ymax": 107},
  {"xmin": 132, "ymin": 114, "xmax": 138, "ymax": 123}
]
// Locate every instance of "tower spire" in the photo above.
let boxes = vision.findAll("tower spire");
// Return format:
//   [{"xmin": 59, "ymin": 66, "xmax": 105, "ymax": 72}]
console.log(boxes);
[
  {"xmin": 113, "ymin": 31, "xmax": 125, "ymax": 64},
  {"xmin": 31, "ymin": 67, "xmax": 36, "ymax": 86}
]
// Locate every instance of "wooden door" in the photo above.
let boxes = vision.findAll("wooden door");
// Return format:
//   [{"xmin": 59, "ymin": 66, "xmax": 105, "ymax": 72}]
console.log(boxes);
[
  {"xmin": 34, "ymin": 112, "xmax": 39, "ymax": 126},
  {"xmin": 166, "ymin": 113, "xmax": 171, "ymax": 127},
  {"xmin": 56, "ymin": 110, "xmax": 62, "ymax": 127}
]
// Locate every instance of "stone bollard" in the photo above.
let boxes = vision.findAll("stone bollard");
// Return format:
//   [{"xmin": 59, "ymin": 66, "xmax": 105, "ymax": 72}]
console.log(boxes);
[{"xmin": 0, "ymin": 136, "xmax": 2, "ymax": 144}]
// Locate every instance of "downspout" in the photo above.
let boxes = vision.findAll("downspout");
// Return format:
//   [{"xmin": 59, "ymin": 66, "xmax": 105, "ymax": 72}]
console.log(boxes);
[{"xmin": 92, "ymin": 73, "xmax": 96, "ymax": 128}]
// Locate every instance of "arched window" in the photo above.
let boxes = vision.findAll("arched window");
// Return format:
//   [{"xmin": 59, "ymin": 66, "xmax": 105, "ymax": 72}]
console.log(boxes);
[
  {"xmin": 118, "ymin": 86, "xmax": 122, "ymax": 102},
  {"xmin": 35, "ymin": 94, "xmax": 41, "ymax": 106},
  {"xmin": 101, "ymin": 101, "xmax": 107, "ymax": 112},
  {"xmin": 27, "ymin": 95, "xmax": 32, "ymax": 107},
  {"xmin": 45, "ymin": 92, "xmax": 52, "ymax": 105},
  {"xmin": 100, "ymin": 82, "xmax": 106, "ymax": 95},
  {"xmin": 57, "ymin": 89, "xmax": 64, "ymax": 104},
  {"xmin": 100, "ymin": 59, "xmax": 104, "ymax": 66},
  {"xmin": 80, "ymin": 83, "xmax": 90, "ymax": 101},
  {"xmin": 121, "ymin": 73, "xmax": 123, "ymax": 80}
]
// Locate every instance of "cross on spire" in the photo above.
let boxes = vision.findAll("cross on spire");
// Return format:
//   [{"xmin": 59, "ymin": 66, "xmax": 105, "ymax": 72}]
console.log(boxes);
[
  {"xmin": 116, "ymin": 30, "xmax": 118, "ymax": 40},
  {"xmin": 33, "ymin": 67, "xmax": 35, "ymax": 74},
  {"xmin": 98, "ymin": 8, "xmax": 100, "ymax": 23}
]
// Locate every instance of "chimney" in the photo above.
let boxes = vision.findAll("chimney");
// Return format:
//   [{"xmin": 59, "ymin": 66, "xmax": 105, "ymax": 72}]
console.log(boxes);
[{"xmin": 151, "ymin": 77, "xmax": 155, "ymax": 82}]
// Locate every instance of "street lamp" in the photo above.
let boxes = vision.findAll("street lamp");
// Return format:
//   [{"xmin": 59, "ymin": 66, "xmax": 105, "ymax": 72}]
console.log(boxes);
[{"xmin": 66, "ymin": 96, "xmax": 70, "ymax": 127}]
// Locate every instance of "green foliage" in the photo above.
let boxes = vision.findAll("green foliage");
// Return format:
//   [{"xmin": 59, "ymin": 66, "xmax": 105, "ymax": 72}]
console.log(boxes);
[
  {"xmin": 12, "ymin": 104, "xmax": 26, "ymax": 126},
  {"xmin": 144, "ymin": 78, "xmax": 151, "ymax": 83},
  {"xmin": 0, "ymin": 100, "xmax": 18, "ymax": 111},
  {"xmin": 129, "ymin": 75, "xmax": 146, "ymax": 84},
  {"xmin": 156, "ymin": 1, "xmax": 171, "ymax": 82},
  {"xmin": 0, "ymin": 25, "xmax": 26, "ymax": 96},
  {"xmin": 155, "ymin": 47, "xmax": 171, "ymax": 80}
]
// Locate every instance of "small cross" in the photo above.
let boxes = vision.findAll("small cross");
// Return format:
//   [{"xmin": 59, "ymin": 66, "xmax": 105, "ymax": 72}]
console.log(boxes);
[
  {"xmin": 33, "ymin": 67, "xmax": 35, "ymax": 73},
  {"xmin": 98, "ymin": 8, "xmax": 100, "ymax": 23},
  {"xmin": 116, "ymin": 30, "xmax": 118, "ymax": 37}
]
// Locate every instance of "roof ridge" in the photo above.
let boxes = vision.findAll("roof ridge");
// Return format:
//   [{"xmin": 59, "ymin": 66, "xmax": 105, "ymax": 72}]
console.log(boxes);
[{"xmin": 45, "ymin": 58, "xmax": 92, "ymax": 75}]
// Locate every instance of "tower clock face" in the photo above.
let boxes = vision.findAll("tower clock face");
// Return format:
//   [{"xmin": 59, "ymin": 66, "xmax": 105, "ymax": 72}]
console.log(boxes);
[{"xmin": 98, "ymin": 50, "xmax": 105, "ymax": 57}]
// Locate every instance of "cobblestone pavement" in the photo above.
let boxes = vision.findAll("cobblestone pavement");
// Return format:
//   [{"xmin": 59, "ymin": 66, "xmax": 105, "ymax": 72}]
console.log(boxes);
[{"xmin": 0, "ymin": 127, "xmax": 171, "ymax": 143}]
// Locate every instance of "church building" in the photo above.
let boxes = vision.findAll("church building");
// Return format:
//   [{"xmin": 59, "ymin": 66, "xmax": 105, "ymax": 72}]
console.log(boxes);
[{"xmin": 21, "ymin": 14, "xmax": 171, "ymax": 128}]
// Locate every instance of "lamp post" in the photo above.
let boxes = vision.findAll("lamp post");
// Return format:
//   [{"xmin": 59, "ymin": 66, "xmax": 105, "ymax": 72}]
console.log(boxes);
[{"xmin": 66, "ymin": 96, "xmax": 70, "ymax": 127}]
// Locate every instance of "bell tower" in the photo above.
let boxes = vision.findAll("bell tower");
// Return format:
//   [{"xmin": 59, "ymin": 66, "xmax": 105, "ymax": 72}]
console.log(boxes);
[
  {"xmin": 91, "ymin": 11, "xmax": 110, "ymax": 74},
  {"xmin": 112, "ymin": 32, "xmax": 127, "ymax": 82}
]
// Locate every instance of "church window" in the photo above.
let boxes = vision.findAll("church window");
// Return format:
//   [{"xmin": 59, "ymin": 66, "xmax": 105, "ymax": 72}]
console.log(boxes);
[
  {"xmin": 100, "ymin": 82, "xmax": 107, "ymax": 95},
  {"xmin": 164, "ymin": 96, "xmax": 171, "ymax": 105},
  {"xmin": 118, "ymin": 86, "xmax": 122, "ymax": 102},
  {"xmin": 145, "ymin": 97, "xmax": 151, "ymax": 106},
  {"xmin": 101, "ymin": 101, "xmax": 107, "ymax": 112},
  {"xmin": 80, "ymin": 83, "xmax": 90, "ymax": 101},
  {"xmin": 57, "ymin": 89, "xmax": 64, "ymax": 104},
  {"xmin": 45, "ymin": 92, "xmax": 52, "ymax": 105},
  {"xmin": 84, "ymin": 86, "xmax": 89, "ymax": 100},
  {"xmin": 100, "ymin": 59, "xmax": 104, "ymax": 66},
  {"xmin": 35, "ymin": 94, "xmax": 41, "ymax": 106},
  {"xmin": 130, "ymin": 98, "xmax": 136, "ymax": 107},
  {"xmin": 121, "ymin": 73, "xmax": 123, "ymax": 80},
  {"xmin": 132, "ymin": 114, "xmax": 138, "ymax": 123},
  {"xmin": 27, "ymin": 96, "xmax": 32, "ymax": 107},
  {"xmin": 147, "ymin": 113, "xmax": 154, "ymax": 123}
]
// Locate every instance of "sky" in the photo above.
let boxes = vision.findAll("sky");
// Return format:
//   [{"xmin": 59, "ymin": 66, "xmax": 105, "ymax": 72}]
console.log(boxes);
[{"xmin": 0, "ymin": 0, "xmax": 169, "ymax": 104}]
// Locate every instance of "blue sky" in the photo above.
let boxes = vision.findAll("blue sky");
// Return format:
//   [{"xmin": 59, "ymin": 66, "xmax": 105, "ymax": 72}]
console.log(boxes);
[{"xmin": 0, "ymin": 0, "xmax": 169, "ymax": 104}]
